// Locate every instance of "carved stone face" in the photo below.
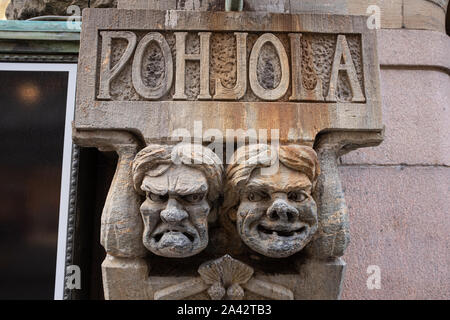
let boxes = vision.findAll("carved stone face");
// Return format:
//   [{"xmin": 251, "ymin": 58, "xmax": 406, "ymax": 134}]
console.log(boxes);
[
  {"xmin": 235, "ymin": 164, "xmax": 318, "ymax": 258},
  {"xmin": 139, "ymin": 165, "xmax": 211, "ymax": 258}
]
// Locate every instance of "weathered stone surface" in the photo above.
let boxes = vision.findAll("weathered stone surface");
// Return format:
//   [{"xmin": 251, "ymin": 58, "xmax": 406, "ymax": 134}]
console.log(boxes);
[
  {"xmin": 305, "ymin": 135, "xmax": 350, "ymax": 259},
  {"xmin": 342, "ymin": 29, "xmax": 450, "ymax": 166},
  {"xmin": 223, "ymin": 144, "xmax": 320, "ymax": 258},
  {"xmin": 118, "ymin": 0, "xmax": 449, "ymax": 33},
  {"xmin": 101, "ymin": 255, "xmax": 149, "ymax": 300},
  {"xmin": 377, "ymin": 29, "xmax": 450, "ymax": 71},
  {"xmin": 342, "ymin": 69, "xmax": 450, "ymax": 166},
  {"xmin": 73, "ymin": 130, "xmax": 147, "ymax": 258},
  {"xmin": 74, "ymin": 7, "xmax": 384, "ymax": 300},
  {"xmin": 131, "ymin": 143, "xmax": 223, "ymax": 258},
  {"xmin": 6, "ymin": 0, "xmax": 117, "ymax": 20},
  {"xmin": 107, "ymin": 254, "xmax": 346, "ymax": 299},
  {"xmin": 339, "ymin": 166, "xmax": 450, "ymax": 300},
  {"xmin": 75, "ymin": 9, "xmax": 382, "ymax": 145},
  {"xmin": 404, "ymin": 0, "xmax": 447, "ymax": 33}
]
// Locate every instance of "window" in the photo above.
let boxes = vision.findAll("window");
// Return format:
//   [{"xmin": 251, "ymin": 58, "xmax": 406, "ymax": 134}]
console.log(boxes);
[{"xmin": 0, "ymin": 63, "xmax": 76, "ymax": 299}]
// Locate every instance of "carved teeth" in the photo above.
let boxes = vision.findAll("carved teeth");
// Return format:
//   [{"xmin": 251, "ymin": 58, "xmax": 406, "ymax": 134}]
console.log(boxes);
[{"xmin": 257, "ymin": 224, "xmax": 307, "ymax": 238}]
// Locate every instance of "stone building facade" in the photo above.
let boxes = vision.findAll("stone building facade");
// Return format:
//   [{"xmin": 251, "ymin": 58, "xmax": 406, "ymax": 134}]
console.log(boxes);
[{"xmin": 2, "ymin": 0, "xmax": 449, "ymax": 300}]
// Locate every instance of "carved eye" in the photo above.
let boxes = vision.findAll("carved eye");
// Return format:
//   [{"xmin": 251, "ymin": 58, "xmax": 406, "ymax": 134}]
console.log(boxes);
[
  {"xmin": 182, "ymin": 193, "xmax": 205, "ymax": 204},
  {"xmin": 288, "ymin": 191, "xmax": 308, "ymax": 202},
  {"xmin": 147, "ymin": 192, "xmax": 168, "ymax": 203},
  {"xmin": 248, "ymin": 191, "xmax": 268, "ymax": 202}
]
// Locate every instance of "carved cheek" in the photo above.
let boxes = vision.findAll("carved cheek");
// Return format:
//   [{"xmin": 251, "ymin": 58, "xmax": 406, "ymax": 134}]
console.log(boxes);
[
  {"xmin": 238, "ymin": 201, "xmax": 265, "ymax": 218},
  {"xmin": 235, "ymin": 203, "xmax": 253, "ymax": 229},
  {"xmin": 140, "ymin": 199, "xmax": 163, "ymax": 231},
  {"xmin": 296, "ymin": 198, "xmax": 318, "ymax": 225},
  {"xmin": 237, "ymin": 202, "xmax": 266, "ymax": 231},
  {"xmin": 187, "ymin": 201, "xmax": 210, "ymax": 229}
]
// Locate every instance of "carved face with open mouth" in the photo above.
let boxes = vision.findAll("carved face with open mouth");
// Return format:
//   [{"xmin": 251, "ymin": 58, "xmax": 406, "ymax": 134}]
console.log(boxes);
[
  {"xmin": 139, "ymin": 165, "xmax": 211, "ymax": 258},
  {"xmin": 235, "ymin": 164, "xmax": 318, "ymax": 258}
]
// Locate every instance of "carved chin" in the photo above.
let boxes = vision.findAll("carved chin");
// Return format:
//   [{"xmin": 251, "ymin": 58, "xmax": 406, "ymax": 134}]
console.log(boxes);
[{"xmin": 241, "ymin": 223, "xmax": 313, "ymax": 258}]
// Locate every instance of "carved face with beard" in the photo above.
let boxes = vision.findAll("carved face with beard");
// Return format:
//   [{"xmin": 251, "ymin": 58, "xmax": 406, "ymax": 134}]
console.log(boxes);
[
  {"xmin": 132, "ymin": 144, "xmax": 223, "ymax": 258},
  {"xmin": 225, "ymin": 144, "xmax": 320, "ymax": 258}
]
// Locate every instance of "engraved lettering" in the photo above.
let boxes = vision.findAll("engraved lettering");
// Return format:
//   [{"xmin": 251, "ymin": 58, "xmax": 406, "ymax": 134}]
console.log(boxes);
[
  {"xmin": 213, "ymin": 32, "xmax": 248, "ymax": 100},
  {"xmin": 98, "ymin": 31, "xmax": 137, "ymax": 100},
  {"xmin": 132, "ymin": 32, "xmax": 173, "ymax": 100},
  {"xmin": 249, "ymin": 33, "xmax": 290, "ymax": 101},
  {"xmin": 289, "ymin": 33, "xmax": 324, "ymax": 101},
  {"xmin": 174, "ymin": 32, "xmax": 212, "ymax": 100},
  {"xmin": 326, "ymin": 35, "xmax": 365, "ymax": 102}
]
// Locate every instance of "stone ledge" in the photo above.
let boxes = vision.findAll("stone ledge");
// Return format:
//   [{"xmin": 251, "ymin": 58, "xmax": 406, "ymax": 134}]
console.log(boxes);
[
  {"xmin": 341, "ymin": 68, "xmax": 450, "ymax": 166},
  {"xmin": 342, "ymin": 29, "xmax": 450, "ymax": 167},
  {"xmin": 425, "ymin": 0, "xmax": 449, "ymax": 11},
  {"xmin": 117, "ymin": 0, "xmax": 449, "ymax": 33},
  {"xmin": 377, "ymin": 29, "xmax": 450, "ymax": 73}
]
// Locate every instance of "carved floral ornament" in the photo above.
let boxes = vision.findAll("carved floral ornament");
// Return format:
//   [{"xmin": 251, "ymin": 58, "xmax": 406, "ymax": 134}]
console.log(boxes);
[{"xmin": 154, "ymin": 254, "xmax": 294, "ymax": 300}]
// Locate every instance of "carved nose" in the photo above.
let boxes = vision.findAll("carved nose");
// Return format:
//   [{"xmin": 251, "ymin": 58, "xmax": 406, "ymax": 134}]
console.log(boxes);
[
  {"xmin": 267, "ymin": 199, "xmax": 299, "ymax": 222},
  {"xmin": 160, "ymin": 199, "xmax": 188, "ymax": 224}
]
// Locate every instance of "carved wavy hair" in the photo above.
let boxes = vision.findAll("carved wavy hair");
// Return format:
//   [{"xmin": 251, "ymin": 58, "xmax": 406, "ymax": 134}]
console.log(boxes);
[
  {"xmin": 132, "ymin": 144, "xmax": 224, "ymax": 203},
  {"xmin": 223, "ymin": 144, "xmax": 320, "ymax": 212}
]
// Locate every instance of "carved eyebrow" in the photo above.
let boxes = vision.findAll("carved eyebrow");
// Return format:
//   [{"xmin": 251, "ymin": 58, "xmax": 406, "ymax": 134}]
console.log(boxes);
[
  {"xmin": 284, "ymin": 181, "xmax": 312, "ymax": 192},
  {"xmin": 141, "ymin": 180, "xmax": 168, "ymax": 195},
  {"xmin": 171, "ymin": 182, "xmax": 208, "ymax": 196},
  {"xmin": 245, "ymin": 180, "xmax": 311, "ymax": 192},
  {"xmin": 245, "ymin": 181, "xmax": 271, "ymax": 192}
]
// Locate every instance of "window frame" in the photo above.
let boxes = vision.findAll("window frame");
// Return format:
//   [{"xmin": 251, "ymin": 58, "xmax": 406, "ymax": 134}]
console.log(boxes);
[{"xmin": 0, "ymin": 62, "xmax": 78, "ymax": 300}]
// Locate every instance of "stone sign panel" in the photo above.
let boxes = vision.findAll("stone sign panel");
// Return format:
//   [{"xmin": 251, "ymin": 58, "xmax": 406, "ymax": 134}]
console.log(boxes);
[
  {"xmin": 75, "ymin": 9, "xmax": 382, "ymax": 145},
  {"xmin": 73, "ymin": 8, "xmax": 383, "ymax": 300}
]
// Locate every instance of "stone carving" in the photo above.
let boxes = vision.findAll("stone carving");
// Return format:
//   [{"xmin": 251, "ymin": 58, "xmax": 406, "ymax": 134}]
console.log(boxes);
[
  {"xmin": 249, "ymin": 33, "xmax": 290, "ymax": 100},
  {"xmin": 73, "ymin": 130, "xmax": 147, "ymax": 258},
  {"xmin": 132, "ymin": 32, "xmax": 173, "ymax": 100},
  {"xmin": 73, "ymin": 8, "xmax": 384, "ymax": 300},
  {"xmin": 174, "ymin": 32, "xmax": 212, "ymax": 100},
  {"xmin": 77, "ymin": 10, "xmax": 381, "ymax": 146},
  {"xmin": 289, "ymin": 33, "xmax": 324, "ymax": 101},
  {"xmin": 131, "ymin": 143, "xmax": 223, "ymax": 257},
  {"xmin": 212, "ymin": 32, "xmax": 248, "ymax": 100},
  {"xmin": 224, "ymin": 144, "xmax": 320, "ymax": 258},
  {"xmin": 95, "ymin": 30, "xmax": 365, "ymax": 103},
  {"xmin": 198, "ymin": 254, "xmax": 253, "ymax": 300},
  {"xmin": 153, "ymin": 255, "xmax": 294, "ymax": 300},
  {"xmin": 326, "ymin": 35, "xmax": 365, "ymax": 102}
]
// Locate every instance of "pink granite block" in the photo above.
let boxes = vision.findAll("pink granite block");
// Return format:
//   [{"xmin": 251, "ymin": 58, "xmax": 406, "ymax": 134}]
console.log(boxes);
[
  {"xmin": 377, "ymin": 30, "xmax": 450, "ymax": 71},
  {"xmin": 339, "ymin": 166, "xmax": 450, "ymax": 300},
  {"xmin": 342, "ymin": 69, "xmax": 450, "ymax": 166}
]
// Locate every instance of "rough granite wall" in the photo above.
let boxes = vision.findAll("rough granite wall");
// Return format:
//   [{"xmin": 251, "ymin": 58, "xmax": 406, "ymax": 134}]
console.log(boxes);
[{"xmin": 340, "ymin": 29, "xmax": 450, "ymax": 300}]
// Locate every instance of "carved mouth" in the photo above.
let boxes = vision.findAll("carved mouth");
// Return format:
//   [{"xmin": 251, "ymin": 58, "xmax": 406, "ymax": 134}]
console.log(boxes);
[
  {"xmin": 257, "ymin": 224, "xmax": 307, "ymax": 238},
  {"xmin": 153, "ymin": 228, "xmax": 195, "ymax": 243}
]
